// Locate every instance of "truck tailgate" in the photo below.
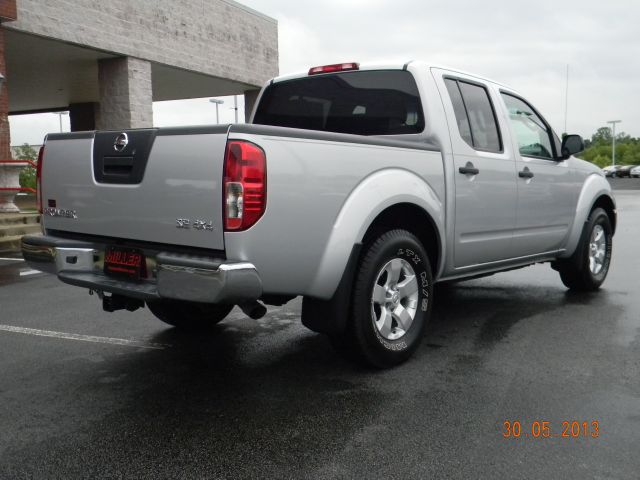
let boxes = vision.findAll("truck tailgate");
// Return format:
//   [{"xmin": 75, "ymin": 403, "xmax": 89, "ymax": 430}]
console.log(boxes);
[{"xmin": 41, "ymin": 128, "xmax": 228, "ymax": 251}]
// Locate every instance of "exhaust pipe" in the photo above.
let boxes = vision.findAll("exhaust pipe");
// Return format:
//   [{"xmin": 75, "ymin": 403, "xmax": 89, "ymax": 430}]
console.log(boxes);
[
  {"xmin": 102, "ymin": 294, "xmax": 144, "ymax": 313},
  {"xmin": 238, "ymin": 301, "xmax": 267, "ymax": 320}
]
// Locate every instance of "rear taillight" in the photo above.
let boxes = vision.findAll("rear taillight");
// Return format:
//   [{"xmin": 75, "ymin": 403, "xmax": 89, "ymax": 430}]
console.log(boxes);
[
  {"xmin": 223, "ymin": 140, "xmax": 266, "ymax": 231},
  {"xmin": 308, "ymin": 62, "xmax": 359, "ymax": 75},
  {"xmin": 36, "ymin": 146, "xmax": 44, "ymax": 214}
]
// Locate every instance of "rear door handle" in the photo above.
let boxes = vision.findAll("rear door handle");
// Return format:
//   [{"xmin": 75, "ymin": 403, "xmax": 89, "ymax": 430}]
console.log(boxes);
[
  {"xmin": 518, "ymin": 168, "xmax": 534, "ymax": 179},
  {"xmin": 459, "ymin": 163, "xmax": 479, "ymax": 175}
]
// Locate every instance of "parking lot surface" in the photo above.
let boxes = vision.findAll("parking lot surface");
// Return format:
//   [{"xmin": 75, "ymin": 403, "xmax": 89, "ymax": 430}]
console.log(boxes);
[{"xmin": 1, "ymin": 191, "xmax": 639, "ymax": 479}]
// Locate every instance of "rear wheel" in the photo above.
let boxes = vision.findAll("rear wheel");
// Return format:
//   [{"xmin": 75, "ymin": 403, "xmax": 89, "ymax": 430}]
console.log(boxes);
[
  {"xmin": 147, "ymin": 300, "xmax": 233, "ymax": 330},
  {"xmin": 555, "ymin": 207, "xmax": 612, "ymax": 291},
  {"xmin": 336, "ymin": 229, "xmax": 433, "ymax": 368}
]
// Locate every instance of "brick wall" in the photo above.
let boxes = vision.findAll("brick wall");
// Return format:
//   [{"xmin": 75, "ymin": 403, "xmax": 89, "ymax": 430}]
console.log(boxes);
[
  {"xmin": 0, "ymin": 27, "xmax": 11, "ymax": 160},
  {"xmin": 0, "ymin": 0, "xmax": 17, "ymax": 21}
]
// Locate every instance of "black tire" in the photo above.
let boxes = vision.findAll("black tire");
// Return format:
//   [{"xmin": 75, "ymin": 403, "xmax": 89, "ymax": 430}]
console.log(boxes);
[
  {"xmin": 555, "ymin": 207, "xmax": 612, "ymax": 291},
  {"xmin": 337, "ymin": 229, "xmax": 433, "ymax": 368},
  {"xmin": 146, "ymin": 300, "xmax": 233, "ymax": 330}
]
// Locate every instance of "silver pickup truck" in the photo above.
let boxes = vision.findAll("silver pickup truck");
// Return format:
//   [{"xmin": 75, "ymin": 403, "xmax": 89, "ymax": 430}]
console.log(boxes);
[{"xmin": 22, "ymin": 61, "xmax": 616, "ymax": 368}]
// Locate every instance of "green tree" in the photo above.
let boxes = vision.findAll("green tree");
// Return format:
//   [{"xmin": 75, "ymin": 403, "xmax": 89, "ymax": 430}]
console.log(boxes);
[
  {"xmin": 578, "ymin": 132, "xmax": 640, "ymax": 168},
  {"xmin": 591, "ymin": 154, "xmax": 610, "ymax": 168},
  {"xmin": 623, "ymin": 144, "xmax": 640, "ymax": 165},
  {"xmin": 14, "ymin": 143, "xmax": 38, "ymax": 190},
  {"xmin": 591, "ymin": 127, "xmax": 612, "ymax": 145},
  {"xmin": 14, "ymin": 143, "xmax": 38, "ymax": 161},
  {"xmin": 617, "ymin": 133, "xmax": 632, "ymax": 144}
]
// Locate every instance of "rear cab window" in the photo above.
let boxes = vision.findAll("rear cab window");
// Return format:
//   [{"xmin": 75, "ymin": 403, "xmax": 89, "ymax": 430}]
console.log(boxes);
[{"xmin": 253, "ymin": 70, "xmax": 425, "ymax": 136}]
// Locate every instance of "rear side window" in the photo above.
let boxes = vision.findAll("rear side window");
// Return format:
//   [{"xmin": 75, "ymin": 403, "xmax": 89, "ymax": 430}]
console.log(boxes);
[
  {"xmin": 444, "ymin": 79, "xmax": 473, "ymax": 146},
  {"xmin": 253, "ymin": 70, "xmax": 425, "ymax": 136},
  {"xmin": 444, "ymin": 78, "xmax": 502, "ymax": 153}
]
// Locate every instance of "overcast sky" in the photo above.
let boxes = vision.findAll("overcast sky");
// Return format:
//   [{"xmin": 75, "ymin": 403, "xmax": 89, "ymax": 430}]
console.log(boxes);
[{"xmin": 10, "ymin": 0, "xmax": 639, "ymax": 145}]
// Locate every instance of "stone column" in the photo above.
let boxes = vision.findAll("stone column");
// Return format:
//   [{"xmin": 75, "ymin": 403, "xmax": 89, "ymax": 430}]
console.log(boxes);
[{"xmin": 97, "ymin": 57, "xmax": 153, "ymax": 130}]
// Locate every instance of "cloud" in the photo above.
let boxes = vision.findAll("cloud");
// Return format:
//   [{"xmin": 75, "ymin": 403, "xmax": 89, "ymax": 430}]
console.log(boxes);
[
  {"xmin": 9, "ymin": 0, "xmax": 640, "ymax": 144},
  {"xmin": 153, "ymin": 95, "xmax": 246, "ymax": 127},
  {"xmin": 9, "ymin": 113, "xmax": 69, "ymax": 146},
  {"xmin": 240, "ymin": 0, "xmax": 639, "ymax": 137},
  {"xmin": 275, "ymin": 14, "xmax": 325, "ymax": 74}
]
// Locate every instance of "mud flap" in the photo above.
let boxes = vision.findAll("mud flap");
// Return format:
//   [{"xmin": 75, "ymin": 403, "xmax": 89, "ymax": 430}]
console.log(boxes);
[{"xmin": 301, "ymin": 243, "xmax": 362, "ymax": 335}]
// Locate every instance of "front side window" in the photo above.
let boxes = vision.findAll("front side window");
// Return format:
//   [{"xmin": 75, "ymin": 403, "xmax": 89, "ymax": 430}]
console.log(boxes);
[
  {"xmin": 253, "ymin": 70, "xmax": 425, "ymax": 136},
  {"xmin": 501, "ymin": 93, "xmax": 553, "ymax": 159},
  {"xmin": 444, "ymin": 78, "xmax": 502, "ymax": 153}
]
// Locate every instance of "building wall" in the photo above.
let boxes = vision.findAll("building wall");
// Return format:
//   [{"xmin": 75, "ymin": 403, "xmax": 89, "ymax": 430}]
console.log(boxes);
[
  {"xmin": 7, "ymin": 0, "xmax": 278, "ymax": 88},
  {"xmin": 0, "ymin": 28, "xmax": 10, "ymax": 159}
]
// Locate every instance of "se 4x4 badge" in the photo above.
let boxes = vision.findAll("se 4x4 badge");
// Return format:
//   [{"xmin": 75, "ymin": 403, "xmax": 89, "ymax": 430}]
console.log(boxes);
[{"xmin": 176, "ymin": 218, "xmax": 214, "ymax": 231}]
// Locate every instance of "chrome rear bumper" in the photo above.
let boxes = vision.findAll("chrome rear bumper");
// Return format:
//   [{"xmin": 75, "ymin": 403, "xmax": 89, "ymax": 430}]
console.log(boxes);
[{"xmin": 21, "ymin": 234, "xmax": 262, "ymax": 304}]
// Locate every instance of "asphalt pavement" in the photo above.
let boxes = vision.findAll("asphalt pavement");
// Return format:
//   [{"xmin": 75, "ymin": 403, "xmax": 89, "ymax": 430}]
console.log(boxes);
[
  {"xmin": 607, "ymin": 177, "xmax": 640, "ymax": 190},
  {"xmin": 1, "ymin": 190, "xmax": 639, "ymax": 479}
]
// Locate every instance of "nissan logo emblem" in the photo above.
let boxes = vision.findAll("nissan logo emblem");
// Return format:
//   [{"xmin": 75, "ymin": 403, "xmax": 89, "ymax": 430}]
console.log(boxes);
[{"xmin": 114, "ymin": 132, "xmax": 129, "ymax": 152}]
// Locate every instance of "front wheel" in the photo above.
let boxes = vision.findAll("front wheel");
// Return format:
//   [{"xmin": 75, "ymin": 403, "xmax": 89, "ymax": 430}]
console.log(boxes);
[
  {"xmin": 555, "ymin": 207, "xmax": 612, "ymax": 291},
  {"xmin": 147, "ymin": 300, "xmax": 233, "ymax": 330},
  {"xmin": 339, "ymin": 229, "xmax": 433, "ymax": 368}
]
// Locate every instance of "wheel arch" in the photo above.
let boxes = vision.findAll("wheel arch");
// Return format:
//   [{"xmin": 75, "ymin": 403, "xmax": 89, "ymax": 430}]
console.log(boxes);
[
  {"xmin": 306, "ymin": 168, "xmax": 445, "ymax": 299},
  {"xmin": 559, "ymin": 174, "xmax": 616, "ymax": 259},
  {"xmin": 301, "ymin": 169, "xmax": 444, "ymax": 336},
  {"xmin": 360, "ymin": 203, "xmax": 441, "ymax": 278},
  {"xmin": 591, "ymin": 194, "xmax": 617, "ymax": 234},
  {"xmin": 301, "ymin": 204, "xmax": 442, "ymax": 337}
]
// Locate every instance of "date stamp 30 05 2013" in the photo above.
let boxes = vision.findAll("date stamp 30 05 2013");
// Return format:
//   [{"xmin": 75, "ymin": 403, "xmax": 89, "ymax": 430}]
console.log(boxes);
[{"xmin": 502, "ymin": 420, "xmax": 600, "ymax": 439}]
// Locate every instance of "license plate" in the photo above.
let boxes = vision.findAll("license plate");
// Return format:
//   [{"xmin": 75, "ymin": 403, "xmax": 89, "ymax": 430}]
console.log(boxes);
[{"xmin": 104, "ymin": 246, "xmax": 145, "ymax": 280}]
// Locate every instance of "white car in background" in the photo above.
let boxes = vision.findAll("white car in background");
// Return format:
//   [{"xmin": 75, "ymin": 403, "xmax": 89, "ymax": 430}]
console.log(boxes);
[{"xmin": 631, "ymin": 166, "xmax": 640, "ymax": 178}]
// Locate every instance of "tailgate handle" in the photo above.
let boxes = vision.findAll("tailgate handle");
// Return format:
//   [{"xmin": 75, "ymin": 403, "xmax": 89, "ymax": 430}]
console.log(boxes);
[{"xmin": 103, "ymin": 156, "xmax": 134, "ymax": 176}]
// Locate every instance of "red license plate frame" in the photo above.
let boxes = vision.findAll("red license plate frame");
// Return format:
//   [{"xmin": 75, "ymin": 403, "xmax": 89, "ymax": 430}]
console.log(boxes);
[{"xmin": 103, "ymin": 246, "xmax": 145, "ymax": 281}]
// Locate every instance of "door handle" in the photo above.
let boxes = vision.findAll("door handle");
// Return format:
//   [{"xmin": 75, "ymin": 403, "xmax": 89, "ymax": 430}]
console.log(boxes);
[
  {"xmin": 459, "ymin": 164, "xmax": 479, "ymax": 175},
  {"xmin": 518, "ymin": 168, "xmax": 534, "ymax": 179}
]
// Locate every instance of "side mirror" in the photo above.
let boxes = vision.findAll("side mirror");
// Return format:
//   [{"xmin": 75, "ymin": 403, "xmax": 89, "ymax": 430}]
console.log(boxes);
[{"xmin": 560, "ymin": 134, "xmax": 584, "ymax": 159}]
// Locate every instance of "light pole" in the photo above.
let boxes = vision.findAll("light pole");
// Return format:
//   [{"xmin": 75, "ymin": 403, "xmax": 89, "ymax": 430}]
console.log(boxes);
[
  {"xmin": 209, "ymin": 98, "xmax": 224, "ymax": 124},
  {"xmin": 607, "ymin": 120, "xmax": 621, "ymax": 166},
  {"xmin": 54, "ymin": 111, "xmax": 68, "ymax": 133},
  {"xmin": 233, "ymin": 95, "xmax": 238, "ymax": 123}
]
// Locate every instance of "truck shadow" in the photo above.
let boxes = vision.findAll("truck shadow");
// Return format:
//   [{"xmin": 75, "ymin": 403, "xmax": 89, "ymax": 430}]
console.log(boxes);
[
  {"xmin": 3, "ymin": 281, "xmax": 622, "ymax": 476},
  {"xmin": 430, "ymin": 280, "xmax": 608, "ymax": 350}
]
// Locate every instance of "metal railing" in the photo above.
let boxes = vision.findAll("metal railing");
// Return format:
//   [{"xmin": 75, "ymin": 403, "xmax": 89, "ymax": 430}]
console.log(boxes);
[
  {"xmin": 0, "ymin": 159, "xmax": 37, "ymax": 168},
  {"xmin": 0, "ymin": 187, "xmax": 36, "ymax": 193}
]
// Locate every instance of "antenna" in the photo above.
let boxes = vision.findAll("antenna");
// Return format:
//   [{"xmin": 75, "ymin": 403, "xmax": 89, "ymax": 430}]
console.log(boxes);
[{"xmin": 563, "ymin": 64, "xmax": 569, "ymax": 134}]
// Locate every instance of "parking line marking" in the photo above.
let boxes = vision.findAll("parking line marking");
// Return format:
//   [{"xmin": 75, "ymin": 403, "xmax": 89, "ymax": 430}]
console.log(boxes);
[
  {"xmin": 0, "ymin": 324, "xmax": 170, "ymax": 350},
  {"xmin": 19, "ymin": 269, "xmax": 41, "ymax": 276},
  {"xmin": 0, "ymin": 257, "xmax": 24, "ymax": 262}
]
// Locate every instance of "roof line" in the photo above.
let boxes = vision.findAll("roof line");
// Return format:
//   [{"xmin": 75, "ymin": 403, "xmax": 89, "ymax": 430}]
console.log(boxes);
[{"xmin": 219, "ymin": 0, "xmax": 278, "ymax": 24}]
